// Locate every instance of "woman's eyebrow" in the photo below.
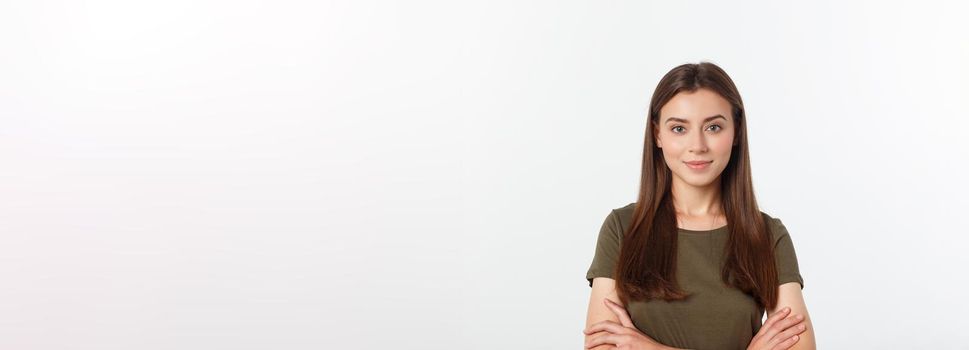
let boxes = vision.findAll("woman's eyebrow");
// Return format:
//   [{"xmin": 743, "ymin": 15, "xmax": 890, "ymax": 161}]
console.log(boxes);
[{"xmin": 664, "ymin": 114, "xmax": 726, "ymax": 124}]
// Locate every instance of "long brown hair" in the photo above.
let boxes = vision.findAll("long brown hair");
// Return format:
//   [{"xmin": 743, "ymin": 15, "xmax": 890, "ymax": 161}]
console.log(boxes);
[{"xmin": 614, "ymin": 62, "xmax": 780, "ymax": 311}]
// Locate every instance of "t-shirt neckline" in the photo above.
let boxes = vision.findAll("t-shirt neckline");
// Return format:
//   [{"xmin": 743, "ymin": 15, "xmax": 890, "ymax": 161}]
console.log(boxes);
[{"xmin": 678, "ymin": 225, "xmax": 729, "ymax": 235}]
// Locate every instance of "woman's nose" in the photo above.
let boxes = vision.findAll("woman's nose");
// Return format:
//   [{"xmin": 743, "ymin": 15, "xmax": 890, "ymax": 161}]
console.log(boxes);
[{"xmin": 690, "ymin": 134, "xmax": 708, "ymax": 153}]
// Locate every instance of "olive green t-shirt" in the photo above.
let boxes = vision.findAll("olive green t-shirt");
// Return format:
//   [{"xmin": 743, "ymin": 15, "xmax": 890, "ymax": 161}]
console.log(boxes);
[{"xmin": 586, "ymin": 203, "xmax": 804, "ymax": 350}]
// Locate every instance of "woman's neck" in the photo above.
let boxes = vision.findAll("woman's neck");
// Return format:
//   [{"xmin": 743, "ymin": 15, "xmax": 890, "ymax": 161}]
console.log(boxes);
[{"xmin": 670, "ymin": 178, "xmax": 723, "ymax": 217}]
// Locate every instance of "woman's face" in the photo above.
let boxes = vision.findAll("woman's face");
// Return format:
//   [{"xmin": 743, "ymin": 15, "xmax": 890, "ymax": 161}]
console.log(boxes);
[{"xmin": 654, "ymin": 88, "xmax": 736, "ymax": 188}]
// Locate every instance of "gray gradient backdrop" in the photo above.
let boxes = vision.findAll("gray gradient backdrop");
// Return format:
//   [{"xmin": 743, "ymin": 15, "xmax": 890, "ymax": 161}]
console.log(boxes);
[{"xmin": 1, "ymin": 0, "xmax": 967, "ymax": 349}]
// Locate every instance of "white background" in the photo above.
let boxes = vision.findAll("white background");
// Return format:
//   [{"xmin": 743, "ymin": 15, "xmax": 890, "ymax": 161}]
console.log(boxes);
[{"xmin": 1, "ymin": 0, "xmax": 967, "ymax": 349}]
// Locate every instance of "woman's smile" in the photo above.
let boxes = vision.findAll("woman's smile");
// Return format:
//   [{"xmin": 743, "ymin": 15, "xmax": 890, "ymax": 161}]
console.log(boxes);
[{"xmin": 684, "ymin": 160, "xmax": 712, "ymax": 170}]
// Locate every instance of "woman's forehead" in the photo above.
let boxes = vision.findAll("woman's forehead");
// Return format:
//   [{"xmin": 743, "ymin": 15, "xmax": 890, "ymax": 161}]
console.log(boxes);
[{"xmin": 659, "ymin": 89, "xmax": 732, "ymax": 122}]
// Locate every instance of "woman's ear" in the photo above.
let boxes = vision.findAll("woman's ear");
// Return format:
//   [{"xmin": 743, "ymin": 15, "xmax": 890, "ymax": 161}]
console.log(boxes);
[{"xmin": 652, "ymin": 123, "xmax": 663, "ymax": 148}]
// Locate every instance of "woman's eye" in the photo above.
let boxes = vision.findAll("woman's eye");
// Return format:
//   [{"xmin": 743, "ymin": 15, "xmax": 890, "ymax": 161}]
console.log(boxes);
[
  {"xmin": 671, "ymin": 126, "xmax": 685, "ymax": 133},
  {"xmin": 707, "ymin": 124, "xmax": 722, "ymax": 132}
]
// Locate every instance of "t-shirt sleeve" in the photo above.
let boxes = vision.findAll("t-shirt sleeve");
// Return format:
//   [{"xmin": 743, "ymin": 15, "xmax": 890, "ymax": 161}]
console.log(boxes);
[
  {"xmin": 770, "ymin": 217, "xmax": 804, "ymax": 290},
  {"xmin": 586, "ymin": 209, "xmax": 623, "ymax": 287}
]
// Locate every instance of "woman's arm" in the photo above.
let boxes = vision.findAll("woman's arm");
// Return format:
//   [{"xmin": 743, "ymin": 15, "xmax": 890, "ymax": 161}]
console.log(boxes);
[
  {"xmin": 587, "ymin": 283, "xmax": 812, "ymax": 350},
  {"xmin": 760, "ymin": 282, "xmax": 816, "ymax": 350},
  {"xmin": 585, "ymin": 277, "xmax": 623, "ymax": 350},
  {"xmin": 586, "ymin": 278, "xmax": 692, "ymax": 350}
]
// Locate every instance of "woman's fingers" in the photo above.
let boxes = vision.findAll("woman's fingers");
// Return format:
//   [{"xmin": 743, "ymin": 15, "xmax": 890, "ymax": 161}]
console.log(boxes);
[
  {"xmin": 603, "ymin": 299, "xmax": 635, "ymax": 328},
  {"xmin": 773, "ymin": 313, "xmax": 804, "ymax": 333},
  {"xmin": 583, "ymin": 320, "xmax": 626, "ymax": 335},
  {"xmin": 754, "ymin": 309, "xmax": 803, "ymax": 346},
  {"xmin": 749, "ymin": 308, "xmax": 806, "ymax": 350},
  {"xmin": 761, "ymin": 307, "xmax": 791, "ymax": 331},
  {"xmin": 766, "ymin": 317, "xmax": 806, "ymax": 349},
  {"xmin": 770, "ymin": 334, "xmax": 800, "ymax": 350},
  {"xmin": 773, "ymin": 323, "xmax": 807, "ymax": 341},
  {"xmin": 764, "ymin": 312, "xmax": 802, "ymax": 339},
  {"xmin": 585, "ymin": 332, "xmax": 625, "ymax": 349}
]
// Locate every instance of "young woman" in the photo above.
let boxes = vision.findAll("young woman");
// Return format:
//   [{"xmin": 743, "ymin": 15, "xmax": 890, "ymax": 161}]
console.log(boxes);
[{"xmin": 582, "ymin": 62, "xmax": 815, "ymax": 350}]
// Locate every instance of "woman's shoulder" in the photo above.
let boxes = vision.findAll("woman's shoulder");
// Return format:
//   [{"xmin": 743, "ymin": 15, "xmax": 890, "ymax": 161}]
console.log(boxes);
[
  {"xmin": 611, "ymin": 202, "xmax": 636, "ymax": 221},
  {"xmin": 614, "ymin": 201, "xmax": 636, "ymax": 213},
  {"xmin": 758, "ymin": 210, "xmax": 778, "ymax": 224},
  {"xmin": 599, "ymin": 202, "xmax": 637, "ymax": 236},
  {"xmin": 758, "ymin": 210, "xmax": 792, "ymax": 241}
]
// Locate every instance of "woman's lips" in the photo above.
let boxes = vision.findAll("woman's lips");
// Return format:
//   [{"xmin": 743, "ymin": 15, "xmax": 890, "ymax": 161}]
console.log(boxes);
[{"xmin": 684, "ymin": 161, "xmax": 712, "ymax": 170}]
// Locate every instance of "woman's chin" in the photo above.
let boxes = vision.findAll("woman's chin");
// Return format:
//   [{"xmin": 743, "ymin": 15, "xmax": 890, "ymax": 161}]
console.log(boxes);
[{"xmin": 673, "ymin": 174, "xmax": 720, "ymax": 188}]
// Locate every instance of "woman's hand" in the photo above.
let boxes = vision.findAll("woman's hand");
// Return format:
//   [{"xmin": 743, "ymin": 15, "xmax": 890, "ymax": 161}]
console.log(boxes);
[
  {"xmin": 746, "ymin": 307, "xmax": 807, "ymax": 350},
  {"xmin": 583, "ymin": 299, "xmax": 668, "ymax": 350}
]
